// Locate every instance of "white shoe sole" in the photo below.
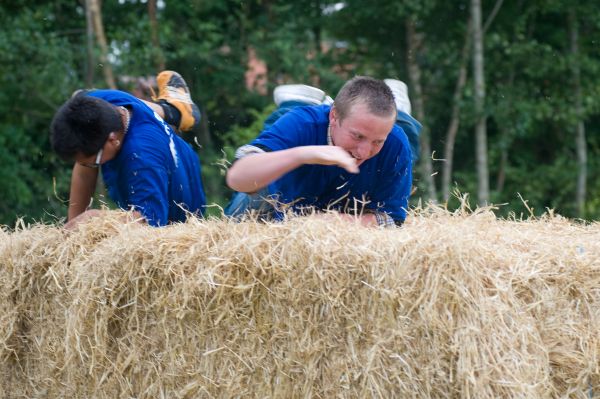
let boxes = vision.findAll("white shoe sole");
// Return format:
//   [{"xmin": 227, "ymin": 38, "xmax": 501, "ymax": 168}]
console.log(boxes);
[
  {"xmin": 274, "ymin": 84, "xmax": 328, "ymax": 106},
  {"xmin": 384, "ymin": 79, "xmax": 412, "ymax": 115}
]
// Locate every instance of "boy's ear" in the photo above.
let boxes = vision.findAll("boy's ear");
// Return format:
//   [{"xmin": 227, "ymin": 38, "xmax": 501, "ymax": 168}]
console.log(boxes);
[
  {"xmin": 106, "ymin": 132, "xmax": 119, "ymax": 145},
  {"xmin": 329, "ymin": 106, "xmax": 337, "ymax": 123}
]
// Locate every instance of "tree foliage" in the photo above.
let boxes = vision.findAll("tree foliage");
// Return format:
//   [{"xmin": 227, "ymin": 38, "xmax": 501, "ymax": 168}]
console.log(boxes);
[{"xmin": 1, "ymin": 0, "xmax": 600, "ymax": 225}]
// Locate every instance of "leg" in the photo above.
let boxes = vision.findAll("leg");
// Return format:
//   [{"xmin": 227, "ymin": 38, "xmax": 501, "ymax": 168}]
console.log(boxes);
[
  {"xmin": 396, "ymin": 111, "xmax": 422, "ymax": 164},
  {"xmin": 263, "ymin": 84, "xmax": 333, "ymax": 129},
  {"xmin": 152, "ymin": 71, "xmax": 201, "ymax": 132},
  {"xmin": 385, "ymin": 79, "xmax": 421, "ymax": 163},
  {"xmin": 142, "ymin": 100, "xmax": 165, "ymax": 118},
  {"xmin": 224, "ymin": 188, "xmax": 277, "ymax": 219}
]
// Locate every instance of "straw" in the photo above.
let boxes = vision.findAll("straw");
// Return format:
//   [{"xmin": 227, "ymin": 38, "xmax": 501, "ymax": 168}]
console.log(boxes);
[{"xmin": 0, "ymin": 207, "xmax": 598, "ymax": 398}]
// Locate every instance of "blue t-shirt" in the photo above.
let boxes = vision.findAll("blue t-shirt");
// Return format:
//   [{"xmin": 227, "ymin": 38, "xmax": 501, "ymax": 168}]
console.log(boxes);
[
  {"xmin": 250, "ymin": 105, "xmax": 412, "ymax": 223},
  {"xmin": 88, "ymin": 90, "xmax": 206, "ymax": 226}
]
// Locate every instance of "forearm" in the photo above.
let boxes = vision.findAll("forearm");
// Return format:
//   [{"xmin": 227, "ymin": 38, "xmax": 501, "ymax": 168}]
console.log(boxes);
[
  {"xmin": 68, "ymin": 163, "xmax": 99, "ymax": 221},
  {"xmin": 226, "ymin": 147, "xmax": 307, "ymax": 193},
  {"xmin": 226, "ymin": 145, "xmax": 358, "ymax": 193}
]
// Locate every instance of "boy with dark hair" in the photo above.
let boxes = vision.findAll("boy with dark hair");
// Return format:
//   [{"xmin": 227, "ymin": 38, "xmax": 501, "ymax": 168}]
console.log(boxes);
[{"xmin": 50, "ymin": 71, "xmax": 206, "ymax": 228}]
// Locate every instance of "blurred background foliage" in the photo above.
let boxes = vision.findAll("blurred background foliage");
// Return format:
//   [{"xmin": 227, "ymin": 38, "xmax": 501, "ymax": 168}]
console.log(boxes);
[{"xmin": 1, "ymin": 0, "xmax": 600, "ymax": 225}]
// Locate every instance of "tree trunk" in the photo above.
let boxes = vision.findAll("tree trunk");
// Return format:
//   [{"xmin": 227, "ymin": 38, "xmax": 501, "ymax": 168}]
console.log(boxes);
[
  {"xmin": 85, "ymin": 0, "xmax": 95, "ymax": 88},
  {"xmin": 406, "ymin": 19, "xmax": 437, "ymax": 201},
  {"xmin": 569, "ymin": 10, "xmax": 587, "ymax": 217},
  {"xmin": 443, "ymin": 0, "xmax": 503, "ymax": 202},
  {"xmin": 313, "ymin": 0, "xmax": 322, "ymax": 55},
  {"xmin": 88, "ymin": 0, "xmax": 116, "ymax": 89},
  {"xmin": 148, "ymin": 0, "xmax": 165, "ymax": 72},
  {"xmin": 442, "ymin": 20, "xmax": 471, "ymax": 202},
  {"xmin": 471, "ymin": 0, "xmax": 489, "ymax": 205},
  {"xmin": 495, "ymin": 67, "xmax": 515, "ymax": 194}
]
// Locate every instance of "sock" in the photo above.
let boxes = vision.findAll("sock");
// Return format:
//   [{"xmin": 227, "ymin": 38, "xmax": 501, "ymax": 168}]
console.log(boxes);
[{"xmin": 159, "ymin": 100, "xmax": 182, "ymax": 128}]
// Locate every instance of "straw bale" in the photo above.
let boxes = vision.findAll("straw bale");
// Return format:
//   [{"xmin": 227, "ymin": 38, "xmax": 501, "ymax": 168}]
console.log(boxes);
[{"xmin": 0, "ymin": 209, "xmax": 599, "ymax": 398}]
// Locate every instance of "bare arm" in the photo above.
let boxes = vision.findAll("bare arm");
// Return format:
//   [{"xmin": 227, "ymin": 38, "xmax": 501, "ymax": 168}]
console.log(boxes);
[
  {"xmin": 67, "ymin": 163, "xmax": 99, "ymax": 221},
  {"xmin": 66, "ymin": 163, "xmax": 153, "ymax": 229},
  {"xmin": 226, "ymin": 145, "xmax": 359, "ymax": 193}
]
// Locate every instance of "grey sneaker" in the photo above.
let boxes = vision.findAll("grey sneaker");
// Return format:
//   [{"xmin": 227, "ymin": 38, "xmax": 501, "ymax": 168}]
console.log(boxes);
[
  {"xmin": 384, "ymin": 79, "xmax": 411, "ymax": 115},
  {"xmin": 274, "ymin": 84, "xmax": 331, "ymax": 106}
]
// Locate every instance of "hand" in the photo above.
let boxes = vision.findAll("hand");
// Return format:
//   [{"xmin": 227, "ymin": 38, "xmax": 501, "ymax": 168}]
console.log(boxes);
[
  {"xmin": 64, "ymin": 209, "xmax": 104, "ymax": 230},
  {"xmin": 64, "ymin": 209, "xmax": 146, "ymax": 230},
  {"xmin": 298, "ymin": 145, "xmax": 359, "ymax": 173},
  {"xmin": 317, "ymin": 211, "xmax": 378, "ymax": 227}
]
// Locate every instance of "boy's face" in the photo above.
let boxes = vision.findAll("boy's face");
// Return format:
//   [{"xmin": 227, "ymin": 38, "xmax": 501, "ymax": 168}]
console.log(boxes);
[
  {"xmin": 329, "ymin": 102, "xmax": 395, "ymax": 166},
  {"xmin": 74, "ymin": 132, "xmax": 119, "ymax": 168},
  {"xmin": 75, "ymin": 146, "xmax": 105, "ymax": 169}
]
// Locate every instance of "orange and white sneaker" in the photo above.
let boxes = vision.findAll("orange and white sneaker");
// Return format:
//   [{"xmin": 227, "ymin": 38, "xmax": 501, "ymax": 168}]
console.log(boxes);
[{"xmin": 152, "ymin": 70, "xmax": 201, "ymax": 132}]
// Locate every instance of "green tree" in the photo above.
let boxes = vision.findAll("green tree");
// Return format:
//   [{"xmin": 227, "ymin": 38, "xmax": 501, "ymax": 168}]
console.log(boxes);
[
  {"xmin": 0, "ymin": 2, "xmax": 85, "ymax": 225},
  {"xmin": 1, "ymin": 0, "xmax": 600, "ymax": 226}
]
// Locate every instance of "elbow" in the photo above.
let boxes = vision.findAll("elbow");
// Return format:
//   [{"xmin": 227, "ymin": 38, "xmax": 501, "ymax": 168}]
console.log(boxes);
[
  {"xmin": 226, "ymin": 168, "xmax": 241, "ymax": 192},
  {"xmin": 226, "ymin": 164, "xmax": 249, "ymax": 193},
  {"xmin": 226, "ymin": 165, "xmax": 262, "ymax": 194}
]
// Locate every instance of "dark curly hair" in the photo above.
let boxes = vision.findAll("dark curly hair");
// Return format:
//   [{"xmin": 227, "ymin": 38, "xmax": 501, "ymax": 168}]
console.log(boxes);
[{"xmin": 50, "ymin": 93, "xmax": 122, "ymax": 160}]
